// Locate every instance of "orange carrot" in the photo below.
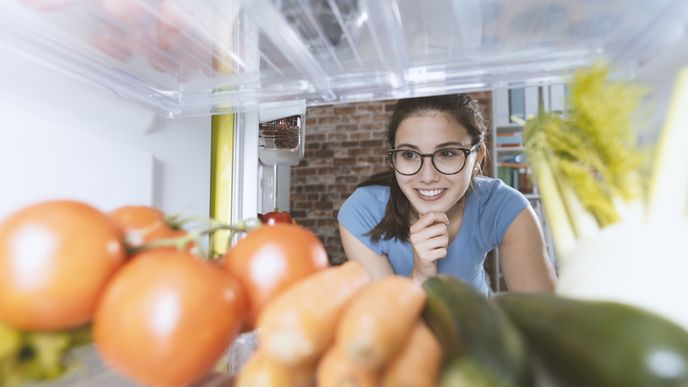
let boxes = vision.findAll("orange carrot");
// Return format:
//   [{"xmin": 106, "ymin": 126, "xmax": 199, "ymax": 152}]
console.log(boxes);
[
  {"xmin": 317, "ymin": 345, "xmax": 378, "ymax": 387},
  {"xmin": 381, "ymin": 321, "xmax": 442, "ymax": 387},
  {"xmin": 235, "ymin": 350, "xmax": 314, "ymax": 387},
  {"xmin": 257, "ymin": 260, "xmax": 370, "ymax": 366},
  {"xmin": 336, "ymin": 275, "xmax": 426, "ymax": 370}
]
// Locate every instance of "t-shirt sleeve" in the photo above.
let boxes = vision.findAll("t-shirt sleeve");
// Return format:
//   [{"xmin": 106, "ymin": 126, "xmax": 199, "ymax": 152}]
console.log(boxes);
[
  {"xmin": 337, "ymin": 187, "xmax": 387, "ymax": 255},
  {"xmin": 479, "ymin": 180, "xmax": 530, "ymax": 247}
]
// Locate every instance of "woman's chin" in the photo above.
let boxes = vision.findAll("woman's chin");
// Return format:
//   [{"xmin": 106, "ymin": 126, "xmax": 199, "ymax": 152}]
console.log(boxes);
[{"xmin": 411, "ymin": 201, "xmax": 451, "ymax": 215}]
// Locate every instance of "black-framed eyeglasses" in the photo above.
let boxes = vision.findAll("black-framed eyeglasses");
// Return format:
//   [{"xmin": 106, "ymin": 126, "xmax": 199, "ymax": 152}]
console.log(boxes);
[{"xmin": 386, "ymin": 143, "xmax": 480, "ymax": 176}]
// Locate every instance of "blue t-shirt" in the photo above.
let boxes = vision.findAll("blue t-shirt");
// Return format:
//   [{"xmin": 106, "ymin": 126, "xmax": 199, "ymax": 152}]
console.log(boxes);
[{"xmin": 337, "ymin": 176, "xmax": 529, "ymax": 295}]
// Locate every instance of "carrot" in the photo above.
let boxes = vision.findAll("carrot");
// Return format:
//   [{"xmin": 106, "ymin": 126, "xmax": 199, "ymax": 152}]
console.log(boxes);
[
  {"xmin": 336, "ymin": 275, "xmax": 426, "ymax": 370},
  {"xmin": 235, "ymin": 350, "xmax": 314, "ymax": 387},
  {"xmin": 317, "ymin": 345, "xmax": 378, "ymax": 387},
  {"xmin": 257, "ymin": 260, "xmax": 370, "ymax": 366},
  {"xmin": 380, "ymin": 321, "xmax": 442, "ymax": 387}
]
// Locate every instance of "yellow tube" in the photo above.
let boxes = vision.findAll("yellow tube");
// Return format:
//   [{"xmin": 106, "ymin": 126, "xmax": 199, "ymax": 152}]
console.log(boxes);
[{"xmin": 210, "ymin": 114, "xmax": 234, "ymax": 256}]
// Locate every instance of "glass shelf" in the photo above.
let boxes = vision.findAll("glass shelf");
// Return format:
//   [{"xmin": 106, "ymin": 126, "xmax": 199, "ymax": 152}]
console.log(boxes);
[{"xmin": 2, "ymin": 0, "xmax": 686, "ymax": 117}]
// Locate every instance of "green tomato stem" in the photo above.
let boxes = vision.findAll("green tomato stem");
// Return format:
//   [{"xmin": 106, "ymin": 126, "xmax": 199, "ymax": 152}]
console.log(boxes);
[{"xmin": 128, "ymin": 218, "xmax": 262, "ymax": 257}]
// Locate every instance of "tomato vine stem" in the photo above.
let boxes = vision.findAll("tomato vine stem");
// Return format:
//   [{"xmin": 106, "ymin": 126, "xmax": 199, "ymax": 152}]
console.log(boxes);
[{"xmin": 128, "ymin": 218, "xmax": 262, "ymax": 259}]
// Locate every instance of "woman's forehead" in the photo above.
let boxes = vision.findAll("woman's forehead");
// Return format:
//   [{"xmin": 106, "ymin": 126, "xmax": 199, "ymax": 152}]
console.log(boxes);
[{"xmin": 395, "ymin": 112, "xmax": 470, "ymax": 145}]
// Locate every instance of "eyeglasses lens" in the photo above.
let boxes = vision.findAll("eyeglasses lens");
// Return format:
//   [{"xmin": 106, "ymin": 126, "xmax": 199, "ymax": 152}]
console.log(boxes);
[{"xmin": 391, "ymin": 149, "xmax": 467, "ymax": 175}]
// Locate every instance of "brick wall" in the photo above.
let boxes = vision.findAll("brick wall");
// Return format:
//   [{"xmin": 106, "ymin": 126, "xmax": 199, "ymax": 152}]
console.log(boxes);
[{"xmin": 290, "ymin": 92, "xmax": 492, "ymax": 265}]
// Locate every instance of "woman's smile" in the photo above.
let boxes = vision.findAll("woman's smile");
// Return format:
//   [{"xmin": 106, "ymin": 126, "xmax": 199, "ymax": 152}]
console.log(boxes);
[{"xmin": 415, "ymin": 188, "xmax": 447, "ymax": 201}]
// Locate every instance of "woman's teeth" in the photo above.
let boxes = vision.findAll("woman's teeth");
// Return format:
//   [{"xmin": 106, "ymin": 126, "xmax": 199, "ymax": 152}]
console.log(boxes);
[{"xmin": 417, "ymin": 189, "xmax": 444, "ymax": 198}]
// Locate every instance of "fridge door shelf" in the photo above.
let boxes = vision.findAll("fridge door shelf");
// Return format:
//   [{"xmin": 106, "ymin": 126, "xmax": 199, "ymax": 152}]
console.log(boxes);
[{"xmin": 1, "ymin": 0, "xmax": 687, "ymax": 117}]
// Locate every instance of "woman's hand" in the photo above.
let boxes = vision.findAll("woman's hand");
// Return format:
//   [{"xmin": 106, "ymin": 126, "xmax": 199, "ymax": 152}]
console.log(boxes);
[{"xmin": 409, "ymin": 212, "xmax": 449, "ymax": 283}]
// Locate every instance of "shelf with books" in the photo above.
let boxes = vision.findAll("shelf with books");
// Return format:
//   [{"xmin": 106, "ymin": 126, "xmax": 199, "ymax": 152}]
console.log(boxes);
[
  {"xmin": 494, "ymin": 146, "xmax": 531, "ymax": 196},
  {"xmin": 487, "ymin": 85, "xmax": 567, "ymax": 292},
  {"xmin": 490, "ymin": 84, "xmax": 568, "ymax": 192},
  {"xmin": 496, "ymin": 163, "xmax": 534, "ymax": 195},
  {"xmin": 495, "ymin": 146, "xmax": 525, "ymax": 153},
  {"xmin": 495, "ymin": 130, "xmax": 522, "ymax": 148}
]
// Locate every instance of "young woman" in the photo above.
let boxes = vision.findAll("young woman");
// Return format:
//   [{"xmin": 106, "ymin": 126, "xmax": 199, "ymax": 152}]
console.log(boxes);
[{"xmin": 337, "ymin": 94, "xmax": 556, "ymax": 295}]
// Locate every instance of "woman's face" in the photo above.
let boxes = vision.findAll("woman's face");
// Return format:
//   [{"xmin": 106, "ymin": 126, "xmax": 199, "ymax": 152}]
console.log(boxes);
[{"xmin": 393, "ymin": 112, "xmax": 482, "ymax": 217}]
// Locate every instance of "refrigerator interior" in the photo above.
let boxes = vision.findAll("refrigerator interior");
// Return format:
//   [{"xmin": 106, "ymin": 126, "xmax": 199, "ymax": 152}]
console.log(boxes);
[
  {"xmin": 2, "ymin": 0, "xmax": 688, "ymax": 251},
  {"xmin": 1, "ymin": 0, "xmax": 686, "ymax": 228},
  {"xmin": 1, "ymin": 1, "xmax": 688, "ymax": 385},
  {"xmin": 1, "ymin": 0, "xmax": 688, "ymax": 232}
]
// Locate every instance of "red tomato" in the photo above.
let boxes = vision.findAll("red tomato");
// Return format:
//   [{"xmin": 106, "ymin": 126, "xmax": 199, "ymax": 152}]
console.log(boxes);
[
  {"xmin": 223, "ymin": 223, "xmax": 328, "ymax": 328},
  {"xmin": 94, "ymin": 250, "xmax": 246, "ymax": 387},
  {"xmin": 109, "ymin": 205, "xmax": 193, "ymax": 252},
  {"xmin": 0, "ymin": 200, "xmax": 126, "ymax": 330},
  {"xmin": 259, "ymin": 210, "xmax": 293, "ymax": 225}
]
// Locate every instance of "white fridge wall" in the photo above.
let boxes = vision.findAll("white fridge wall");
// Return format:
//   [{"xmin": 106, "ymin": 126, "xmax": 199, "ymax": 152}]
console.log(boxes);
[{"xmin": 0, "ymin": 44, "xmax": 211, "ymax": 220}]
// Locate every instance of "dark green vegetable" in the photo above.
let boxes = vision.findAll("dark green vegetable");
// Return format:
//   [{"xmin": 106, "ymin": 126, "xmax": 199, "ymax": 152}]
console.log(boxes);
[
  {"xmin": 422, "ymin": 275, "xmax": 532, "ymax": 387},
  {"xmin": 496, "ymin": 293, "xmax": 688, "ymax": 387}
]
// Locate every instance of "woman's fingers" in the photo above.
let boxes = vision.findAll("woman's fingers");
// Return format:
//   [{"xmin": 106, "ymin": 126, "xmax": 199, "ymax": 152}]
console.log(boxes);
[
  {"xmin": 411, "ymin": 242, "xmax": 446, "ymax": 262},
  {"xmin": 426, "ymin": 235, "xmax": 449, "ymax": 250},
  {"xmin": 424, "ymin": 247, "xmax": 447, "ymax": 261},
  {"xmin": 410, "ymin": 211, "xmax": 449, "ymax": 233},
  {"xmin": 410, "ymin": 211, "xmax": 451, "ymax": 265},
  {"xmin": 411, "ymin": 233, "xmax": 448, "ymax": 252},
  {"xmin": 409, "ymin": 222, "xmax": 448, "ymax": 245},
  {"xmin": 411, "ymin": 230, "xmax": 449, "ymax": 265},
  {"xmin": 414, "ymin": 238, "xmax": 448, "ymax": 262}
]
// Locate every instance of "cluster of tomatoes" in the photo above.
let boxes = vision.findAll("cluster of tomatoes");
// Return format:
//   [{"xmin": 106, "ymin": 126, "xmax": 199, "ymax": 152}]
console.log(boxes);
[{"xmin": 0, "ymin": 200, "xmax": 329, "ymax": 386}]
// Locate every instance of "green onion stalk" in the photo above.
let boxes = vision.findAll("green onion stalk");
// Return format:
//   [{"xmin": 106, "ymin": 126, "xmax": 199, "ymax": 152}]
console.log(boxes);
[{"xmin": 522, "ymin": 63, "xmax": 688, "ymax": 330}]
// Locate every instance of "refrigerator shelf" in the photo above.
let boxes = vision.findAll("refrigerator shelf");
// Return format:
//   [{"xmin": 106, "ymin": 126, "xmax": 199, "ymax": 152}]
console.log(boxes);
[{"xmin": 1, "ymin": 0, "xmax": 687, "ymax": 117}]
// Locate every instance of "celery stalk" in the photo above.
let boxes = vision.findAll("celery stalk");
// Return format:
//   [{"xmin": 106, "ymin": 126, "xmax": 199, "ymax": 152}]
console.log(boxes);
[
  {"xmin": 528, "ymin": 148, "xmax": 577, "ymax": 259},
  {"xmin": 557, "ymin": 177, "xmax": 599, "ymax": 242},
  {"xmin": 648, "ymin": 67, "xmax": 688, "ymax": 222},
  {"xmin": 523, "ymin": 65, "xmax": 646, "ymax": 249}
]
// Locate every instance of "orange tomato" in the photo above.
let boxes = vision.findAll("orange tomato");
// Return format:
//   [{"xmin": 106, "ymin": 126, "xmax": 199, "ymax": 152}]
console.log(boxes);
[
  {"xmin": 0, "ymin": 200, "xmax": 125, "ymax": 330},
  {"xmin": 109, "ymin": 205, "xmax": 173, "ymax": 246},
  {"xmin": 109, "ymin": 205, "xmax": 194, "ymax": 253},
  {"xmin": 223, "ymin": 223, "xmax": 329, "ymax": 328},
  {"xmin": 93, "ymin": 250, "xmax": 246, "ymax": 387}
]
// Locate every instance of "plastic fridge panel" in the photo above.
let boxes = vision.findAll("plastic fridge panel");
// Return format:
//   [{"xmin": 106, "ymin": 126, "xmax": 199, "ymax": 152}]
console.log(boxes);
[{"xmin": 2, "ymin": 0, "xmax": 687, "ymax": 117}]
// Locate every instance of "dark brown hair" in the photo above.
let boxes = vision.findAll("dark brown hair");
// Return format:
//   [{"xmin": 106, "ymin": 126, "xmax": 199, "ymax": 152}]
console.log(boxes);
[{"xmin": 358, "ymin": 93, "xmax": 488, "ymax": 243}]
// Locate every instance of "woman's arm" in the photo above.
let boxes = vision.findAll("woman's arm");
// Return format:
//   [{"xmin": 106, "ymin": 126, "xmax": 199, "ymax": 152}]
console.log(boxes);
[
  {"xmin": 499, "ymin": 206, "xmax": 557, "ymax": 293},
  {"xmin": 338, "ymin": 224, "xmax": 394, "ymax": 280}
]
